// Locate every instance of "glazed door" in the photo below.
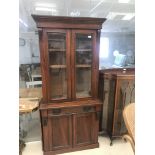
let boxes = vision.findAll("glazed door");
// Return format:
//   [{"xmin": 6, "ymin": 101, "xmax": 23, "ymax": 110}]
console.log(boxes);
[
  {"xmin": 71, "ymin": 30, "xmax": 98, "ymax": 100},
  {"xmin": 45, "ymin": 30, "xmax": 71, "ymax": 102}
]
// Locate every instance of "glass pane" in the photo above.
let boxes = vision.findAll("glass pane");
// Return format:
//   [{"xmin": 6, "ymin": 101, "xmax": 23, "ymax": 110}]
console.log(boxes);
[
  {"xmin": 113, "ymin": 79, "xmax": 135, "ymax": 135},
  {"xmin": 99, "ymin": 35, "xmax": 135, "ymax": 69},
  {"xmin": 50, "ymin": 69, "xmax": 67, "ymax": 99},
  {"xmin": 75, "ymin": 34, "xmax": 92, "ymax": 98},
  {"xmin": 48, "ymin": 33, "xmax": 67, "ymax": 99}
]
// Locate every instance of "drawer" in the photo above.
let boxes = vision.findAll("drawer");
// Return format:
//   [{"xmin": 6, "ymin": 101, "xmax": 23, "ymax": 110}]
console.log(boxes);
[{"xmin": 48, "ymin": 105, "xmax": 96, "ymax": 116}]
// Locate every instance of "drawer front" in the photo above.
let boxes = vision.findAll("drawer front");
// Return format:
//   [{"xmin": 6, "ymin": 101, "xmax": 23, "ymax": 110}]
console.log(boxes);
[{"xmin": 48, "ymin": 105, "xmax": 96, "ymax": 116}]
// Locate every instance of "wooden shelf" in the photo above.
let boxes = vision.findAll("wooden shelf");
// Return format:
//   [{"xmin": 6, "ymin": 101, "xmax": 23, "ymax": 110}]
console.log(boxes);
[
  {"xmin": 51, "ymin": 96, "xmax": 67, "ymax": 100},
  {"xmin": 48, "ymin": 39, "xmax": 65, "ymax": 41},
  {"xmin": 50, "ymin": 65, "xmax": 66, "ymax": 69},
  {"xmin": 76, "ymin": 49, "xmax": 92, "ymax": 52},
  {"xmin": 49, "ymin": 49, "xmax": 91, "ymax": 52},
  {"xmin": 76, "ymin": 91, "xmax": 91, "ymax": 98},
  {"xmin": 49, "ymin": 49, "xmax": 66, "ymax": 52},
  {"xmin": 76, "ymin": 64, "xmax": 91, "ymax": 68}
]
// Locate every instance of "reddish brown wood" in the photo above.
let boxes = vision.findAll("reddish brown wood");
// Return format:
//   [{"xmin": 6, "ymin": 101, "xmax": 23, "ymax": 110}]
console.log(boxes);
[
  {"xmin": 95, "ymin": 30, "xmax": 101, "ymax": 99},
  {"xmin": 32, "ymin": 15, "xmax": 106, "ymax": 154},
  {"xmin": 91, "ymin": 30, "xmax": 98, "ymax": 98},
  {"xmin": 39, "ymin": 30, "xmax": 48, "ymax": 102},
  {"xmin": 40, "ymin": 110, "xmax": 49, "ymax": 151},
  {"xmin": 66, "ymin": 30, "xmax": 72, "ymax": 100},
  {"xmin": 73, "ymin": 112, "xmax": 96, "ymax": 146},
  {"xmin": 40, "ymin": 101, "xmax": 102, "ymax": 154},
  {"xmin": 71, "ymin": 30, "xmax": 76, "ymax": 100},
  {"xmin": 40, "ymin": 99, "xmax": 102, "ymax": 110},
  {"xmin": 32, "ymin": 15, "xmax": 106, "ymax": 30},
  {"xmin": 43, "ymin": 30, "xmax": 50, "ymax": 102},
  {"xmin": 48, "ymin": 114, "xmax": 72, "ymax": 150},
  {"xmin": 112, "ymin": 78, "xmax": 121, "ymax": 136}
]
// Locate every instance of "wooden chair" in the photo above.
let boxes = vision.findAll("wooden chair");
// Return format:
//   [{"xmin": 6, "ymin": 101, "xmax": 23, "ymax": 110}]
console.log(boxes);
[
  {"xmin": 26, "ymin": 81, "xmax": 42, "ymax": 88},
  {"xmin": 123, "ymin": 103, "xmax": 135, "ymax": 153},
  {"xmin": 26, "ymin": 66, "xmax": 42, "ymax": 88}
]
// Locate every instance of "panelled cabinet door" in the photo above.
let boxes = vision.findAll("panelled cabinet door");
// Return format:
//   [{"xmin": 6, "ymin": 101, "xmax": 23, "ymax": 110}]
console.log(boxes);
[
  {"xmin": 71, "ymin": 30, "xmax": 98, "ymax": 100},
  {"xmin": 73, "ymin": 112, "xmax": 96, "ymax": 147},
  {"xmin": 45, "ymin": 29, "xmax": 71, "ymax": 102},
  {"xmin": 48, "ymin": 114, "xmax": 72, "ymax": 151}
]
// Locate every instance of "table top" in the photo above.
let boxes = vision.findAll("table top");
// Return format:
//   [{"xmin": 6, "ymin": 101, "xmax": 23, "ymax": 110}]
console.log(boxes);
[
  {"xmin": 19, "ymin": 88, "xmax": 42, "ymax": 98},
  {"xmin": 19, "ymin": 98, "xmax": 39, "ymax": 113}
]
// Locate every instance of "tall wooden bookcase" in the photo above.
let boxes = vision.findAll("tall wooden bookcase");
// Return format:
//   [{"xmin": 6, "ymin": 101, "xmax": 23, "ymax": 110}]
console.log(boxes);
[{"xmin": 32, "ymin": 15, "xmax": 106, "ymax": 155}]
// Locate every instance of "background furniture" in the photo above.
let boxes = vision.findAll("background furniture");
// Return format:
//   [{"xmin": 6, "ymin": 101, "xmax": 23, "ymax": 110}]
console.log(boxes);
[
  {"xmin": 26, "ymin": 81, "xmax": 42, "ymax": 88},
  {"xmin": 32, "ymin": 15, "xmax": 106, "ymax": 155},
  {"xmin": 98, "ymin": 68, "xmax": 135, "ymax": 145},
  {"xmin": 19, "ymin": 88, "xmax": 42, "ymax": 98},
  {"xmin": 19, "ymin": 98, "xmax": 39, "ymax": 155},
  {"xmin": 31, "ymin": 74, "xmax": 42, "ymax": 81},
  {"xmin": 31, "ymin": 66, "xmax": 42, "ymax": 81},
  {"xmin": 26, "ymin": 66, "xmax": 42, "ymax": 88},
  {"xmin": 123, "ymin": 103, "xmax": 135, "ymax": 153}
]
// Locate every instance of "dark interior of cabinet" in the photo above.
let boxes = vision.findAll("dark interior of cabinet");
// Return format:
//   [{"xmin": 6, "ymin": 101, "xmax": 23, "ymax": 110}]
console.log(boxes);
[
  {"xmin": 75, "ymin": 34, "xmax": 93, "ymax": 98},
  {"xmin": 48, "ymin": 32, "xmax": 67, "ymax": 100},
  {"xmin": 49, "ymin": 69, "xmax": 67, "ymax": 99}
]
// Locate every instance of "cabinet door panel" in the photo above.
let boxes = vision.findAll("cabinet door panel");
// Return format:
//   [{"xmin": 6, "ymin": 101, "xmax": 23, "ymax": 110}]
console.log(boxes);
[
  {"xmin": 73, "ymin": 112, "xmax": 96, "ymax": 146},
  {"xmin": 48, "ymin": 115, "xmax": 72, "ymax": 150}
]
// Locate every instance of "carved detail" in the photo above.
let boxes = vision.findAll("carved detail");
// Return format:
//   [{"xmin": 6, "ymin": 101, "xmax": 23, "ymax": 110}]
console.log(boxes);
[{"xmin": 120, "ymin": 81, "xmax": 135, "ymax": 109}]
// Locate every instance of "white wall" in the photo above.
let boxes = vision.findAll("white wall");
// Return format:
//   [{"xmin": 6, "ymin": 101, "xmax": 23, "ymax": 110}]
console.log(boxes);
[
  {"xmin": 19, "ymin": 32, "xmax": 40, "ymax": 64},
  {"xmin": 99, "ymin": 32, "xmax": 135, "ymax": 69}
]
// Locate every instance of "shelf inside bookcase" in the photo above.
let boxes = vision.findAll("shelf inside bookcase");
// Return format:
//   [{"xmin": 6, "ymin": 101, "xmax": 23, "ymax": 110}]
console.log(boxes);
[
  {"xmin": 48, "ymin": 38, "xmax": 65, "ymax": 41},
  {"xmin": 76, "ymin": 91, "xmax": 91, "ymax": 98},
  {"xmin": 50, "ymin": 65, "xmax": 66, "ymax": 69},
  {"xmin": 49, "ymin": 49, "xmax": 66, "ymax": 52},
  {"xmin": 76, "ymin": 49, "xmax": 92, "ymax": 52},
  {"xmin": 76, "ymin": 64, "xmax": 91, "ymax": 68}
]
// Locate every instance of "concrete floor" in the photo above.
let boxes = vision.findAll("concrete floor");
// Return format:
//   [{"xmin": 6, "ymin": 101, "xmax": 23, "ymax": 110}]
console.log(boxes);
[{"xmin": 22, "ymin": 136, "xmax": 134, "ymax": 155}]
